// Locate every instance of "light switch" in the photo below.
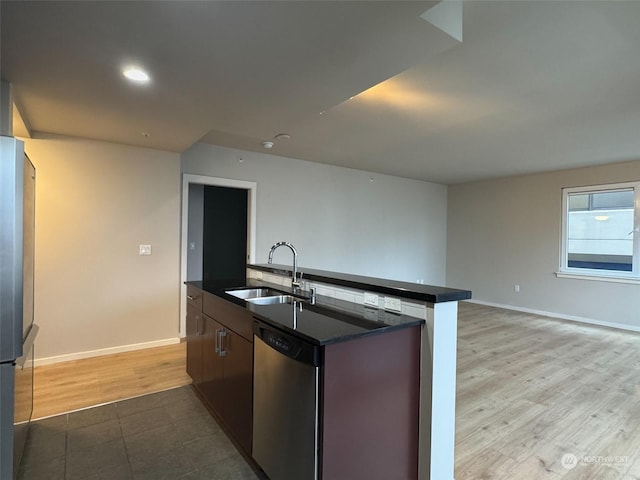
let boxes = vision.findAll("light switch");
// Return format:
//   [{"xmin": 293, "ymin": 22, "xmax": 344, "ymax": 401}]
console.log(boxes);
[{"xmin": 139, "ymin": 244, "xmax": 152, "ymax": 255}]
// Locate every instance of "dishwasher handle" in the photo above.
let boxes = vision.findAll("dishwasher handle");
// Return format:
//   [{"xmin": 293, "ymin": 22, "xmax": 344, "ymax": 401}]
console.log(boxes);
[{"xmin": 253, "ymin": 320, "xmax": 322, "ymax": 367}]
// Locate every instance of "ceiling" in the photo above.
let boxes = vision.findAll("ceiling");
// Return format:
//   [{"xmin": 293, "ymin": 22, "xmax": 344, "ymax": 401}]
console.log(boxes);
[{"xmin": 2, "ymin": 1, "xmax": 640, "ymax": 185}]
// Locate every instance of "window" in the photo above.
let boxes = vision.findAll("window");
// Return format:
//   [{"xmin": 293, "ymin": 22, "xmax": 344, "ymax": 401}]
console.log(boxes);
[{"xmin": 560, "ymin": 181, "xmax": 640, "ymax": 281}]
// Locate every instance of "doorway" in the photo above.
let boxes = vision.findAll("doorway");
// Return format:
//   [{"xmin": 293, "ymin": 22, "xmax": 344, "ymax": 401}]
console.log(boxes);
[
  {"xmin": 202, "ymin": 185, "xmax": 247, "ymax": 283},
  {"xmin": 180, "ymin": 174, "xmax": 257, "ymax": 337}
]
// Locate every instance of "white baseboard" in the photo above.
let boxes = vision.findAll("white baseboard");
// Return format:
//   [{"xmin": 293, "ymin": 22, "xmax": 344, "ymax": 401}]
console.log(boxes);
[
  {"xmin": 33, "ymin": 338, "xmax": 181, "ymax": 367},
  {"xmin": 465, "ymin": 299, "xmax": 640, "ymax": 333}
]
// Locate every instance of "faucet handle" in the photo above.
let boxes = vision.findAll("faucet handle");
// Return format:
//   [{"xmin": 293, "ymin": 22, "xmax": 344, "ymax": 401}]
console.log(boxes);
[
  {"xmin": 309, "ymin": 286, "xmax": 317, "ymax": 305},
  {"xmin": 292, "ymin": 270, "xmax": 303, "ymax": 288}
]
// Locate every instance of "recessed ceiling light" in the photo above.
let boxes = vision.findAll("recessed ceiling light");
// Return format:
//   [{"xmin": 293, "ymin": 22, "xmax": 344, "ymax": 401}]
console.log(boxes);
[
  {"xmin": 122, "ymin": 66, "xmax": 150, "ymax": 84},
  {"xmin": 274, "ymin": 133, "xmax": 291, "ymax": 140}
]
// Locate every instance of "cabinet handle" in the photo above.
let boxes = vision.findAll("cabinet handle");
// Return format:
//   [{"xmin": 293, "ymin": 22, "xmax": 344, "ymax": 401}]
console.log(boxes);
[
  {"xmin": 187, "ymin": 295, "xmax": 198, "ymax": 301},
  {"xmin": 219, "ymin": 330, "xmax": 228, "ymax": 357},
  {"xmin": 215, "ymin": 329, "xmax": 221, "ymax": 353}
]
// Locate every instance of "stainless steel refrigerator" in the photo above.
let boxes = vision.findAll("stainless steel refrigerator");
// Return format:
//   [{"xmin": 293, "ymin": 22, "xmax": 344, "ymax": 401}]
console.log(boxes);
[{"xmin": 1, "ymin": 135, "xmax": 38, "ymax": 479}]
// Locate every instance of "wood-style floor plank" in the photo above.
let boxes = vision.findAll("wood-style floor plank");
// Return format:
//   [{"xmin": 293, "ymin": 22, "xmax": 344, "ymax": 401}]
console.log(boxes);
[
  {"xmin": 456, "ymin": 302, "xmax": 640, "ymax": 480},
  {"xmin": 30, "ymin": 342, "xmax": 191, "ymax": 419}
]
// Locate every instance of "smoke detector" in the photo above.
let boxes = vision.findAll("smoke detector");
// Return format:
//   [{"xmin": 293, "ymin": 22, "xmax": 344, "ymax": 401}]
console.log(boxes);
[{"xmin": 262, "ymin": 141, "xmax": 274, "ymax": 149}]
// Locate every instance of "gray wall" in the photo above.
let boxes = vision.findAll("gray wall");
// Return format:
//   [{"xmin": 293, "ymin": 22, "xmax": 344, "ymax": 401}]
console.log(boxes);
[
  {"xmin": 187, "ymin": 184, "xmax": 204, "ymax": 281},
  {"xmin": 24, "ymin": 133, "xmax": 181, "ymax": 361},
  {"xmin": 447, "ymin": 159, "xmax": 640, "ymax": 329},
  {"xmin": 182, "ymin": 143, "xmax": 448, "ymax": 285}
]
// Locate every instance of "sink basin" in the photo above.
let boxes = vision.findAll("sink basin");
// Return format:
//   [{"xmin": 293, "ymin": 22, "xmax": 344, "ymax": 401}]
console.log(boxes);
[
  {"xmin": 246, "ymin": 295, "xmax": 296, "ymax": 305},
  {"xmin": 226, "ymin": 287, "xmax": 308, "ymax": 305},
  {"xmin": 226, "ymin": 287, "xmax": 286, "ymax": 300}
]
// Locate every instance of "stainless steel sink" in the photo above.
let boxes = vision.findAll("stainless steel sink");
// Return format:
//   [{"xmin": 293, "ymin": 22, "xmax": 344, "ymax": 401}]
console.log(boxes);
[
  {"xmin": 246, "ymin": 295, "xmax": 296, "ymax": 305},
  {"xmin": 226, "ymin": 287, "xmax": 307, "ymax": 305},
  {"xmin": 226, "ymin": 287, "xmax": 286, "ymax": 300}
]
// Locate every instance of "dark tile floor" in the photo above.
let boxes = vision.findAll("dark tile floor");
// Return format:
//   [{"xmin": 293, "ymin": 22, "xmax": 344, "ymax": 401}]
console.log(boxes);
[{"xmin": 18, "ymin": 386, "xmax": 267, "ymax": 480}]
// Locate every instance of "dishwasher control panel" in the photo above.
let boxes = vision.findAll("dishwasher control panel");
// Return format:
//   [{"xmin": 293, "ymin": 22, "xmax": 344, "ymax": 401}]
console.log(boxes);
[
  {"xmin": 265, "ymin": 331, "xmax": 300, "ymax": 357},
  {"xmin": 253, "ymin": 319, "xmax": 322, "ymax": 367}
]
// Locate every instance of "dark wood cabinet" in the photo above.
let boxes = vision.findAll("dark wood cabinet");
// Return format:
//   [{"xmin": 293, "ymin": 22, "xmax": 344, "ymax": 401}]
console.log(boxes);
[
  {"xmin": 199, "ymin": 315, "xmax": 226, "ymax": 415},
  {"xmin": 186, "ymin": 286, "xmax": 253, "ymax": 455},
  {"xmin": 217, "ymin": 328, "xmax": 253, "ymax": 452},
  {"xmin": 185, "ymin": 302, "xmax": 203, "ymax": 384},
  {"xmin": 186, "ymin": 286, "xmax": 204, "ymax": 385}
]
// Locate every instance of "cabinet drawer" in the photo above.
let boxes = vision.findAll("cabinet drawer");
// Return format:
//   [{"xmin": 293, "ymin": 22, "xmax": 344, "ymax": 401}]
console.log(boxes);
[
  {"xmin": 186, "ymin": 286, "xmax": 203, "ymax": 311},
  {"xmin": 203, "ymin": 292, "xmax": 253, "ymax": 342}
]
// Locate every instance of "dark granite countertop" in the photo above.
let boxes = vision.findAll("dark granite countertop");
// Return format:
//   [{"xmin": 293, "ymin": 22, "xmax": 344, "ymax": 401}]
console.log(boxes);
[
  {"xmin": 248, "ymin": 264, "xmax": 472, "ymax": 303},
  {"xmin": 186, "ymin": 278, "xmax": 424, "ymax": 345}
]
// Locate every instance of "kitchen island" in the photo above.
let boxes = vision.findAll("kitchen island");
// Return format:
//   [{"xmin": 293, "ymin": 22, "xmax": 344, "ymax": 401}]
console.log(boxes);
[{"xmin": 185, "ymin": 265, "xmax": 470, "ymax": 480}]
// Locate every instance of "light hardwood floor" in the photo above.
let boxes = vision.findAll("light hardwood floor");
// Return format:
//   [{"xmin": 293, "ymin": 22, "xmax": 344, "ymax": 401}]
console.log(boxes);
[
  {"xmin": 31, "ymin": 342, "xmax": 191, "ymax": 419},
  {"xmin": 456, "ymin": 302, "xmax": 640, "ymax": 480},
  {"xmin": 27, "ymin": 305, "xmax": 640, "ymax": 479}
]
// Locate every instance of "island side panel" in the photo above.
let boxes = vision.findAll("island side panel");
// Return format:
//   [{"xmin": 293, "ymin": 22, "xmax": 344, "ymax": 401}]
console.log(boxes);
[
  {"xmin": 419, "ymin": 301, "xmax": 458, "ymax": 480},
  {"xmin": 321, "ymin": 326, "xmax": 421, "ymax": 480}
]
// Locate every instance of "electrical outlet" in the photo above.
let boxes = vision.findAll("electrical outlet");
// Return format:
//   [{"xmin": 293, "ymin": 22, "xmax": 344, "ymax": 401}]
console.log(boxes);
[
  {"xmin": 383, "ymin": 296, "xmax": 402, "ymax": 313},
  {"xmin": 514, "ymin": 284, "xmax": 520, "ymax": 293},
  {"xmin": 364, "ymin": 292, "xmax": 379, "ymax": 307},
  {"xmin": 139, "ymin": 244, "xmax": 152, "ymax": 255}
]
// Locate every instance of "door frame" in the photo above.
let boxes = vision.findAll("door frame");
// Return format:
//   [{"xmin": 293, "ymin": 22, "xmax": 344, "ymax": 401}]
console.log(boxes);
[{"xmin": 180, "ymin": 174, "xmax": 257, "ymax": 337}]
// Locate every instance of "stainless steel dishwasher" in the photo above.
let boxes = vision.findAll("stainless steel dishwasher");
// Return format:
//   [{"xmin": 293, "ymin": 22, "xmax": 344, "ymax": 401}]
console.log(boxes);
[{"xmin": 252, "ymin": 319, "xmax": 322, "ymax": 480}]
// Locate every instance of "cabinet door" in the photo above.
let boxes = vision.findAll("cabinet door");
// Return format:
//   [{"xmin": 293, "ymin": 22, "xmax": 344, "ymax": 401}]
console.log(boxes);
[
  {"xmin": 220, "ymin": 330, "xmax": 253, "ymax": 454},
  {"xmin": 200, "ymin": 315, "xmax": 225, "ymax": 415},
  {"xmin": 185, "ymin": 303, "xmax": 203, "ymax": 385}
]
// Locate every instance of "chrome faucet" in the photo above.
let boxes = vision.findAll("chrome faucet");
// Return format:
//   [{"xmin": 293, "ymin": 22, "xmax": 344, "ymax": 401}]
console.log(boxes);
[{"xmin": 268, "ymin": 241, "xmax": 300, "ymax": 288}]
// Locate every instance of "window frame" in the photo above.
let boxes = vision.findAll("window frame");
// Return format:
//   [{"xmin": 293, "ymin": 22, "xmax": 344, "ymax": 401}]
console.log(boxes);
[{"xmin": 559, "ymin": 181, "xmax": 640, "ymax": 283}]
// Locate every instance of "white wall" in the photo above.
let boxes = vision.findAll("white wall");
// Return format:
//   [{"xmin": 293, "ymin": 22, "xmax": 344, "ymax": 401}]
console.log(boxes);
[
  {"xmin": 23, "ymin": 133, "xmax": 182, "ymax": 361},
  {"xmin": 447, "ymin": 159, "xmax": 640, "ymax": 329},
  {"xmin": 181, "ymin": 143, "xmax": 448, "ymax": 285}
]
